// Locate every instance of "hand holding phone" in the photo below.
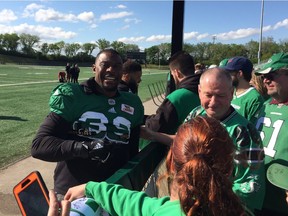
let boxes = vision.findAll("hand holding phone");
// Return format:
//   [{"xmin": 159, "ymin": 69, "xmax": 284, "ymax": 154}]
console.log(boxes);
[{"xmin": 48, "ymin": 189, "xmax": 71, "ymax": 216}]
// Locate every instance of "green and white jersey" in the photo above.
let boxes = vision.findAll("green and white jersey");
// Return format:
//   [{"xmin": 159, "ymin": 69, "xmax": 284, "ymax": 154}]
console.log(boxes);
[
  {"xmin": 256, "ymin": 101, "xmax": 288, "ymax": 214},
  {"xmin": 186, "ymin": 106, "xmax": 265, "ymax": 211},
  {"xmin": 231, "ymin": 87, "xmax": 264, "ymax": 125},
  {"xmin": 50, "ymin": 83, "xmax": 144, "ymax": 144}
]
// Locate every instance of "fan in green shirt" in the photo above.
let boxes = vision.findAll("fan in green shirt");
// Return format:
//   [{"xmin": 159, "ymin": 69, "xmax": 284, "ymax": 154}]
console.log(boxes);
[
  {"xmin": 255, "ymin": 52, "xmax": 288, "ymax": 215},
  {"xmin": 222, "ymin": 56, "xmax": 264, "ymax": 125},
  {"xmin": 184, "ymin": 67, "xmax": 265, "ymax": 213}
]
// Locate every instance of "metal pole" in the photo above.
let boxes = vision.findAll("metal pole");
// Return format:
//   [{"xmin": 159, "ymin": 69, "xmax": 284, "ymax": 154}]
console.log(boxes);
[
  {"xmin": 171, "ymin": 0, "xmax": 184, "ymax": 56},
  {"xmin": 166, "ymin": 0, "xmax": 185, "ymax": 96},
  {"xmin": 258, "ymin": 0, "xmax": 264, "ymax": 65}
]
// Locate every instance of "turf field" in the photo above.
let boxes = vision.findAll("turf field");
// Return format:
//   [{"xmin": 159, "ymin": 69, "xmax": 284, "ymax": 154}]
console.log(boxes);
[{"xmin": 0, "ymin": 64, "xmax": 168, "ymax": 168}]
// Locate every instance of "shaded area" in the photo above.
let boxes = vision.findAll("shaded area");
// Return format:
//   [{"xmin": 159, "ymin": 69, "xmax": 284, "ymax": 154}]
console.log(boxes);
[
  {"xmin": 0, "ymin": 116, "xmax": 28, "ymax": 121},
  {"xmin": 0, "ymin": 192, "xmax": 21, "ymax": 215}
]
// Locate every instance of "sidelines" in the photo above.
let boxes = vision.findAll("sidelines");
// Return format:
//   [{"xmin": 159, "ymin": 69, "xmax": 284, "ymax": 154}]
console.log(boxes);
[{"xmin": 0, "ymin": 72, "xmax": 167, "ymax": 87}]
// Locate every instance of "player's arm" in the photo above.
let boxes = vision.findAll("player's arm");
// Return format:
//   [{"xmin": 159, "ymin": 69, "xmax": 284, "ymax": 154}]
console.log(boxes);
[
  {"xmin": 145, "ymin": 99, "xmax": 178, "ymax": 133},
  {"xmin": 31, "ymin": 112, "xmax": 114, "ymax": 163},
  {"xmin": 31, "ymin": 112, "xmax": 76, "ymax": 161},
  {"xmin": 128, "ymin": 125, "xmax": 141, "ymax": 158}
]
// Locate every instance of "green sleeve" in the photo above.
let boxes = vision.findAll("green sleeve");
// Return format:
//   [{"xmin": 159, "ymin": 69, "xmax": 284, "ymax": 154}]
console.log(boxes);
[
  {"xmin": 49, "ymin": 83, "xmax": 80, "ymax": 122},
  {"xmin": 85, "ymin": 181, "xmax": 171, "ymax": 216}
]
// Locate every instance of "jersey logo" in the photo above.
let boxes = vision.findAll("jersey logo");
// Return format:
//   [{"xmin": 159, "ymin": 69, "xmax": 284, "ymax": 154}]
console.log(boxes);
[
  {"xmin": 53, "ymin": 89, "xmax": 60, "ymax": 96},
  {"xmin": 121, "ymin": 104, "xmax": 134, "ymax": 115},
  {"xmin": 108, "ymin": 107, "xmax": 116, "ymax": 113},
  {"xmin": 239, "ymin": 175, "xmax": 261, "ymax": 193}
]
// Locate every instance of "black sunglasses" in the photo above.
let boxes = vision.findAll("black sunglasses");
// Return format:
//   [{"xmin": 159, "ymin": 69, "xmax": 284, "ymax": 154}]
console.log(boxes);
[{"xmin": 261, "ymin": 71, "xmax": 281, "ymax": 81}]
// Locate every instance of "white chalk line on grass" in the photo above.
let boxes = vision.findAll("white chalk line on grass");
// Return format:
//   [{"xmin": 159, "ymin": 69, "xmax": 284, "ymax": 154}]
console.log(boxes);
[
  {"xmin": 27, "ymin": 72, "xmax": 49, "ymax": 75},
  {"xmin": 0, "ymin": 78, "xmax": 86, "ymax": 87},
  {"xmin": 0, "ymin": 72, "xmax": 167, "ymax": 87},
  {"xmin": 0, "ymin": 80, "xmax": 58, "ymax": 87},
  {"xmin": 142, "ymin": 72, "xmax": 167, "ymax": 76}
]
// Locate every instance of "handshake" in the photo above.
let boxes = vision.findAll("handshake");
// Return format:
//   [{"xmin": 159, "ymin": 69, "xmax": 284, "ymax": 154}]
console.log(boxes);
[{"xmin": 73, "ymin": 139, "xmax": 113, "ymax": 163}]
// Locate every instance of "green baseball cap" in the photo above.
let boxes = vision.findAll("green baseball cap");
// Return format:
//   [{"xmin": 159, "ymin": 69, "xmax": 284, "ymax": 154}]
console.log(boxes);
[
  {"xmin": 267, "ymin": 163, "xmax": 288, "ymax": 190},
  {"xmin": 219, "ymin": 58, "xmax": 229, "ymax": 67},
  {"xmin": 256, "ymin": 52, "xmax": 288, "ymax": 74}
]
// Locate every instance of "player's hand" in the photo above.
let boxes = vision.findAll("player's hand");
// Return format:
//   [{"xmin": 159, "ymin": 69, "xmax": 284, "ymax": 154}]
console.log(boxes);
[
  {"xmin": 64, "ymin": 184, "xmax": 87, "ymax": 202},
  {"xmin": 73, "ymin": 139, "xmax": 113, "ymax": 163},
  {"xmin": 47, "ymin": 189, "xmax": 71, "ymax": 216},
  {"xmin": 85, "ymin": 139, "xmax": 112, "ymax": 162}
]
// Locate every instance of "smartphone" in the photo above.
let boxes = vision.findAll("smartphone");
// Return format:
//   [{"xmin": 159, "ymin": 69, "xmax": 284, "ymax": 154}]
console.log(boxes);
[{"xmin": 13, "ymin": 171, "xmax": 49, "ymax": 216}]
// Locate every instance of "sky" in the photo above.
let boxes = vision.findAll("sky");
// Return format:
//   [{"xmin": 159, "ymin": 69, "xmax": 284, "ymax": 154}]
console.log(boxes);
[{"xmin": 0, "ymin": 0, "xmax": 288, "ymax": 52}]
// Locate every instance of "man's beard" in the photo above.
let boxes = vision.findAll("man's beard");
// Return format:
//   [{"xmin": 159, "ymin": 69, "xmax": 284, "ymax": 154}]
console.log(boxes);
[
  {"xmin": 128, "ymin": 80, "xmax": 138, "ymax": 93},
  {"xmin": 232, "ymin": 79, "xmax": 239, "ymax": 87}
]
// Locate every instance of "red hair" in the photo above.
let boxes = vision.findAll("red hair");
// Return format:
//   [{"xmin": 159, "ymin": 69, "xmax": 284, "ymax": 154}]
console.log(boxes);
[{"xmin": 166, "ymin": 116, "xmax": 245, "ymax": 216}]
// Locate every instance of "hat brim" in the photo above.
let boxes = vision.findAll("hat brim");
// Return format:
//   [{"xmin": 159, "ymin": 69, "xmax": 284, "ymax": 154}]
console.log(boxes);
[
  {"xmin": 267, "ymin": 163, "xmax": 288, "ymax": 190},
  {"xmin": 222, "ymin": 66, "xmax": 235, "ymax": 71},
  {"xmin": 255, "ymin": 67, "xmax": 272, "ymax": 75}
]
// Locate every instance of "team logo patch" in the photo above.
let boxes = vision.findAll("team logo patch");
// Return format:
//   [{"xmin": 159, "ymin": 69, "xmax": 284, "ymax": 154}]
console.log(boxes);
[
  {"xmin": 108, "ymin": 99, "xmax": 115, "ymax": 105},
  {"xmin": 121, "ymin": 104, "xmax": 134, "ymax": 115}
]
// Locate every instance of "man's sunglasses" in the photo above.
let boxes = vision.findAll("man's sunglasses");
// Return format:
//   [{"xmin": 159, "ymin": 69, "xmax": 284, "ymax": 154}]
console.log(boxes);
[
  {"xmin": 261, "ymin": 71, "xmax": 281, "ymax": 81},
  {"xmin": 260, "ymin": 69, "xmax": 288, "ymax": 81}
]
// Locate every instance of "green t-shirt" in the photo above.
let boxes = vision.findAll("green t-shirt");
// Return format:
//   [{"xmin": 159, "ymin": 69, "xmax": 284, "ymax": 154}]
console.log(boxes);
[
  {"xmin": 85, "ymin": 181, "xmax": 185, "ymax": 216},
  {"xmin": 256, "ymin": 102, "xmax": 288, "ymax": 214},
  {"xmin": 231, "ymin": 87, "xmax": 264, "ymax": 125},
  {"xmin": 185, "ymin": 106, "xmax": 265, "ymax": 211}
]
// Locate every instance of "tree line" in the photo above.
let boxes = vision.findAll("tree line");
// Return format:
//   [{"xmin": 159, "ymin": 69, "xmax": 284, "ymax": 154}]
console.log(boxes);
[{"xmin": 1, "ymin": 33, "xmax": 288, "ymax": 66}]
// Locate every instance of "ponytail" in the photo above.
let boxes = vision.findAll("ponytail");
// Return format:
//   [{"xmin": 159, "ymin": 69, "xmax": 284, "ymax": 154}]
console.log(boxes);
[{"xmin": 170, "ymin": 116, "xmax": 246, "ymax": 215}]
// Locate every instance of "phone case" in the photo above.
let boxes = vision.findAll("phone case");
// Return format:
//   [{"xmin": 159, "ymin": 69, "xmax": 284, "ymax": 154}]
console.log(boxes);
[{"xmin": 13, "ymin": 171, "xmax": 49, "ymax": 216}]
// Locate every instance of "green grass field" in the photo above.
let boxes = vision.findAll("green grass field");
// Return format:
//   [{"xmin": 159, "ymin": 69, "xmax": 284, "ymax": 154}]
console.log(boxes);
[{"xmin": 0, "ymin": 64, "xmax": 168, "ymax": 168}]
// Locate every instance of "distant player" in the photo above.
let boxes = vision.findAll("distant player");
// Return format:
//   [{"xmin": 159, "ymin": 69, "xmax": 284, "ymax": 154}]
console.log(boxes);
[{"xmin": 58, "ymin": 71, "xmax": 66, "ymax": 83}]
